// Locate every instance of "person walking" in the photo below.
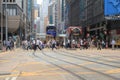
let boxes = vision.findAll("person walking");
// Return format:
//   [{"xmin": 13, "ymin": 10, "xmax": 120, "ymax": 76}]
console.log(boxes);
[
  {"xmin": 80, "ymin": 39, "xmax": 83, "ymax": 50},
  {"xmin": 101, "ymin": 40, "xmax": 105, "ymax": 49},
  {"xmin": 36, "ymin": 38, "xmax": 42, "ymax": 50},
  {"xmin": 97, "ymin": 40, "xmax": 101, "ymax": 50},
  {"xmin": 72, "ymin": 39, "xmax": 76, "ymax": 48},
  {"xmin": 10, "ymin": 39, "xmax": 14, "ymax": 50},
  {"xmin": 27, "ymin": 40, "xmax": 32, "ymax": 50},
  {"xmin": 111, "ymin": 39, "xmax": 116, "ymax": 50},
  {"xmin": 67, "ymin": 39, "xmax": 70, "ymax": 48},
  {"xmin": 51, "ymin": 39, "xmax": 57, "ymax": 50},
  {"xmin": 6, "ymin": 40, "xmax": 11, "ymax": 51}
]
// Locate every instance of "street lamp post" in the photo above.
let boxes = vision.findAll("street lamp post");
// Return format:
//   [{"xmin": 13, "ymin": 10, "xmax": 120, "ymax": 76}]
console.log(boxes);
[
  {"xmin": 1, "ymin": 1, "xmax": 3, "ymax": 41},
  {"xmin": 5, "ymin": 0, "xmax": 8, "ymax": 41}
]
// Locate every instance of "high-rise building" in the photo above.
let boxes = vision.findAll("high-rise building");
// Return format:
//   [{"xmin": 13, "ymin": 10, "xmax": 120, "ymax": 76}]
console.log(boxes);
[
  {"xmin": 34, "ymin": 4, "xmax": 40, "ymax": 19},
  {"xmin": 66, "ymin": 0, "xmax": 120, "ymax": 46},
  {"xmin": 23, "ymin": 0, "xmax": 28, "ymax": 39},
  {"xmin": 33, "ymin": 1, "xmax": 42, "ymax": 39},
  {"xmin": 39, "ymin": 0, "xmax": 50, "ymax": 39},
  {"xmin": 48, "ymin": 0, "xmax": 56, "ymax": 25},
  {"xmin": 84, "ymin": 0, "xmax": 120, "ymax": 45},
  {"xmin": 1, "ymin": 0, "xmax": 24, "ymax": 40},
  {"xmin": 0, "ymin": 0, "xmax": 5, "ymax": 41},
  {"xmin": 0, "ymin": 0, "xmax": 34, "ymax": 40},
  {"xmin": 27, "ymin": 0, "xmax": 32, "ymax": 39}
]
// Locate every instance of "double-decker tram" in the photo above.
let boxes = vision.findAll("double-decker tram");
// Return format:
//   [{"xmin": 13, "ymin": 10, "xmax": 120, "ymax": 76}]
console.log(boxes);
[{"xmin": 46, "ymin": 25, "xmax": 56, "ymax": 41}]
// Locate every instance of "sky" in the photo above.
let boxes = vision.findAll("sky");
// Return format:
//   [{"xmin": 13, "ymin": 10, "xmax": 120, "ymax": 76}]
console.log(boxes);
[{"xmin": 37, "ymin": 0, "xmax": 42, "ymax": 4}]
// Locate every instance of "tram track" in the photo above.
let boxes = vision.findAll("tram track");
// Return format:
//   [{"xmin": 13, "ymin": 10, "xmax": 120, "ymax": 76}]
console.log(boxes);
[
  {"xmin": 59, "ymin": 50, "xmax": 120, "ymax": 67},
  {"xmin": 32, "ymin": 50, "xmax": 120, "ymax": 80},
  {"xmin": 32, "ymin": 51, "xmax": 86, "ymax": 80},
  {"xmin": 76, "ymin": 50, "xmax": 120, "ymax": 61}
]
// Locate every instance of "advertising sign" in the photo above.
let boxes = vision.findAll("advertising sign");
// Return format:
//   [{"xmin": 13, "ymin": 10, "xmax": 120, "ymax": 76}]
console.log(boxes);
[
  {"xmin": 47, "ymin": 31, "xmax": 56, "ymax": 37},
  {"xmin": 46, "ymin": 26, "xmax": 56, "ymax": 37},
  {"xmin": 104, "ymin": 0, "xmax": 120, "ymax": 16}
]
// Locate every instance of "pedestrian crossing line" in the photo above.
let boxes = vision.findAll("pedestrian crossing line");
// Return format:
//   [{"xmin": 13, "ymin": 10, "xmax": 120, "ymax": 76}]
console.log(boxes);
[
  {"xmin": 5, "ymin": 77, "xmax": 10, "ymax": 80},
  {"xmin": 11, "ymin": 77, "xmax": 17, "ymax": 80},
  {"xmin": 4, "ymin": 71, "xmax": 20, "ymax": 80},
  {"xmin": 5, "ymin": 77, "xmax": 17, "ymax": 80}
]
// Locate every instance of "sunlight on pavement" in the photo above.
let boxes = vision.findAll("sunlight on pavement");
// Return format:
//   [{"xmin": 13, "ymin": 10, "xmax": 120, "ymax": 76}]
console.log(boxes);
[
  {"xmin": 0, "ymin": 60, "xmax": 10, "ymax": 63},
  {"xmin": 19, "ymin": 62, "xmax": 42, "ymax": 66},
  {"xmin": 105, "ymin": 68, "xmax": 120, "ymax": 74},
  {"xmin": 20, "ymin": 71, "xmax": 96, "ymax": 77}
]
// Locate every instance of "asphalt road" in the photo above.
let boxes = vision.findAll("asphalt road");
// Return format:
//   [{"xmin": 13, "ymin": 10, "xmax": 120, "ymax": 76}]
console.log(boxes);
[{"xmin": 0, "ymin": 48, "xmax": 120, "ymax": 80}]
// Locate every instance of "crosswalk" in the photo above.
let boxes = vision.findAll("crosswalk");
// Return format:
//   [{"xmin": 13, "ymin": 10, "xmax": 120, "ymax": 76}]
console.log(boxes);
[
  {"xmin": 5, "ymin": 77, "xmax": 17, "ymax": 80},
  {"xmin": 4, "ymin": 71, "xmax": 19, "ymax": 80}
]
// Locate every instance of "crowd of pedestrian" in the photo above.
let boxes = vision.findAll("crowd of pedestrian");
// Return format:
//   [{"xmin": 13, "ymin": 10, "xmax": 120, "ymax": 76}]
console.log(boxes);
[
  {"xmin": 21, "ymin": 37, "xmax": 118, "ymax": 51},
  {"xmin": 22, "ymin": 38, "xmax": 64, "ymax": 51},
  {"xmin": 0, "ymin": 37, "xmax": 118, "ymax": 52},
  {"xmin": 66, "ymin": 38, "xmax": 117, "ymax": 50}
]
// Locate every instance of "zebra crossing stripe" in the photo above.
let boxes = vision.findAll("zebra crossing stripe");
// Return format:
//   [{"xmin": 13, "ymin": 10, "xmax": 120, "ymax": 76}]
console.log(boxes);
[
  {"xmin": 11, "ymin": 77, "xmax": 17, "ymax": 80},
  {"xmin": 5, "ymin": 77, "xmax": 17, "ymax": 80},
  {"xmin": 5, "ymin": 77, "xmax": 10, "ymax": 80},
  {"xmin": 4, "ymin": 70, "xmax": 20, "ymax": 80}
]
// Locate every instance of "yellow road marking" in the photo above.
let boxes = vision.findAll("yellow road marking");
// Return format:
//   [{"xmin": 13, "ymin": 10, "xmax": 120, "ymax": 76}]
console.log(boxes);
[
  {"xmin": 105, "ymin": 68, "xmax": 120, "ymax": 74},
  {"xmin": 19, "ymin": 62, "xmax": 42, "ymax": 66},
  {"xmin": 20, "ymin": 71, "xmax": 95, "ymax": 76},
  {"xmin": 0, "ymin": 70, "xmax": 95, "ymax": 78},
  {"xmin": 1, "ymin": 68, "xmax": 120, "ymax": 78},
  {"xmin": 0, "ymin": 60, "xmax": 10, "ymax": 63}
]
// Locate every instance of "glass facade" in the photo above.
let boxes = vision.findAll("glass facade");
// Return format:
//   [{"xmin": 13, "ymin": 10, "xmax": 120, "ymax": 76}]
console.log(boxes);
[
  {"xmin": 3, "ymin": 4, "xmax": 22, "ymax": 16},
  {"xmin": 27, "ymin": 0, "xmax": 32, "ymax": 21}
]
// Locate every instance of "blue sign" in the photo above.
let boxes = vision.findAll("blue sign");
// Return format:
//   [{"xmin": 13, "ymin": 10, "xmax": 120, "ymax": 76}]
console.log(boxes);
[
  {"xmin": 104, "ymin": 0, "xmax": 120, "ymax": 16},
  {"xmin": 47, "ymin": 31, "xmax": 56, "ymax": 37}
]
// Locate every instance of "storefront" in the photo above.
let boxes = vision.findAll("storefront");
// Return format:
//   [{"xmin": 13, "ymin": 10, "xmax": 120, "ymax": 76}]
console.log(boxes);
[
  {"xmin": 110, "ymin": 29, "xmax": 120, "ymax": 46},
  {"xmin": 108, "ymin": 20, "xmax": 120, "ymax": 46}
]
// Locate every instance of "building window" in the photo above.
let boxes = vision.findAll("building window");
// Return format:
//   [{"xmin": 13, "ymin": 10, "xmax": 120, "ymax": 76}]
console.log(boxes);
[
  {"xmin": 9, "ymin": 9, "xmax": 13, "ymax": 15},
  {"xmin": 22, "ymin": 0, "xmax": 23, "ymax": 9},
  {"xmin": 3, "ymin": 0, "xmax": 5, "ymax": 2},
  {"xmin": 13, "ymin": 9, "xmax": 17, "ymax": 15},
  {"xmin": 10, "ymin": 0, "xmax": 12, "ymax": 2},
  {"xmin": 13, "ymin": 0, "xmax": 15, "ymax": 2}
]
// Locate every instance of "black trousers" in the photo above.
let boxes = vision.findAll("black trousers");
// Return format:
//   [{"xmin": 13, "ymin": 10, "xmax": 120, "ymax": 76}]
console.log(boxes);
[
  {"xmin": 6, "ymin": 46, "xmax": 11, "ymax": 51},
  {"xmin": 52, "ymin": 44, "xmax": 57, "ymax": 50},
  {"xmin": 36, "ymin": 45, "xmax": 42, "ymax": 50}
]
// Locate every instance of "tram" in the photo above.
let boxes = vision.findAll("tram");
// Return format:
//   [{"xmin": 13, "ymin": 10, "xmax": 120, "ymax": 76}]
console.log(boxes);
[{"xmin": 46, "ymin": 25, "xmax": 56, "ymax": 41}]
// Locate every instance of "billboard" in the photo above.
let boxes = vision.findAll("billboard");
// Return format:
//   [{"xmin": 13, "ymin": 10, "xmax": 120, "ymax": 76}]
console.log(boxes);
[
  {"xmin": 46, "ymin": 26, "xmax": 56, "ymax": 37},
  {"xmin": 104, "ymin": 0, "xmax": 120, "ymax": 16}
]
